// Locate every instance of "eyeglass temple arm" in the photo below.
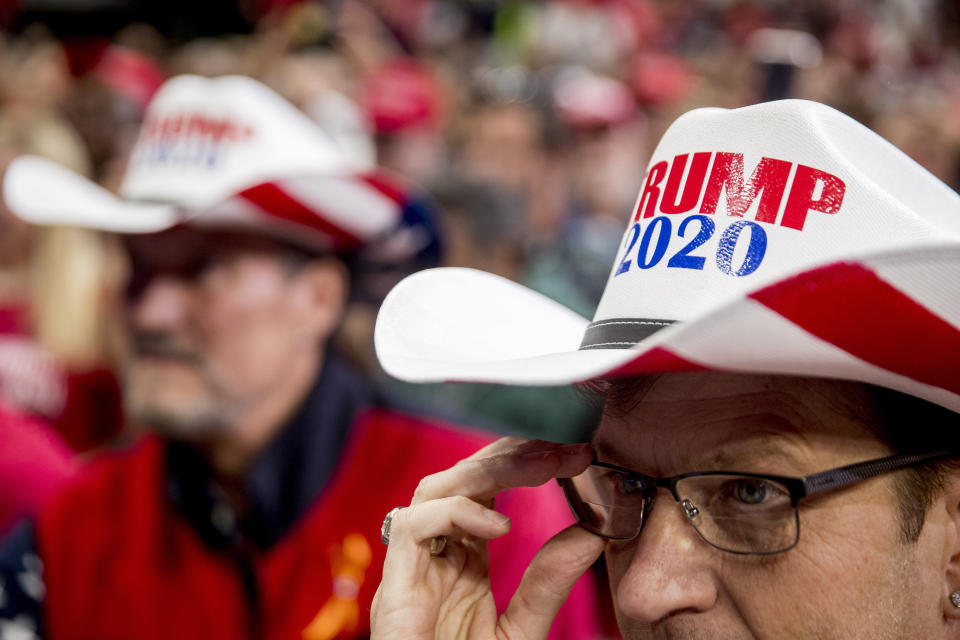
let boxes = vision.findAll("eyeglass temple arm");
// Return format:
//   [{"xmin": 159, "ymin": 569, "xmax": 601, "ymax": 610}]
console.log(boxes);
[{"xmin": 799, "ymin": 451, "xmax": 955, "ymax": 500}]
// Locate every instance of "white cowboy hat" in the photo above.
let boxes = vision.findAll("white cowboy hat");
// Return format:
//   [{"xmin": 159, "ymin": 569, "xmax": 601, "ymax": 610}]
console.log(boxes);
[
  {"xmin": 375, "ymin": 99, "xmax": 960, "ymax": 412},
  {"xmin": 3, "ymin": 74, "xmax": 408, "ymax": 252}
]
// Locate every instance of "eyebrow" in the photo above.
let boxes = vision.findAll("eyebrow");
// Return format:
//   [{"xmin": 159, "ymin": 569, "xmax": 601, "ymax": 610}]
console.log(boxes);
[
  {"xmin": 591, "ymin": 436, "xmax": 805, "ymax": 476},
  {"xmin": 702, "ymin": 444, "xmax": 800, "ymax": 472},
  {"xmin": 591, "ymin": 437, "xmax": 628, "ymax": 466}
]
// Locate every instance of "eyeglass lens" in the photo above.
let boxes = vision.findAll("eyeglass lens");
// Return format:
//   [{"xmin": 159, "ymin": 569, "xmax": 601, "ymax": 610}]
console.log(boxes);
[{"xmin": 561, "ymin": 465, "xmax": 800, "ymax": 554}]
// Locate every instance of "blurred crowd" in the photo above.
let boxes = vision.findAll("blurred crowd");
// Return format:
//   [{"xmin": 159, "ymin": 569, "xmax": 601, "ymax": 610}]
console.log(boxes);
[
  {"xmin": 2, "ymin": 0, "xmax": 958, "ymax": 456},
  {"xmin": 0, "ymin": 0, "xmax": 954, "ymax": 504},
  {"xmin": 0, "ymin": 0, "xmax": 955, "ymax": 637}
]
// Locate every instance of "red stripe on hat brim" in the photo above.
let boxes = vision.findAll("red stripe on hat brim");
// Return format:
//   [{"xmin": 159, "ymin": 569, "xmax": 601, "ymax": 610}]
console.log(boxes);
[
  {"xmin": 358, "ymin": 171, "xmax": 407, "ymax": 206},
  {"xmin": 750, "ymin": 262, "xmax": 960, "ymax": 395},
  {"xmin": 238, "ymin": 182, "xmax": 364, "ymax": 251}
]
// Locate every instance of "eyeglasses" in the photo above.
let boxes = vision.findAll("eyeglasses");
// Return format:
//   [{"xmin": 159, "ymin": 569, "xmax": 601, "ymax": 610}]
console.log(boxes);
[{"xmin": 559, "ymin": 450, "xmax": 955, "ymax": 555}]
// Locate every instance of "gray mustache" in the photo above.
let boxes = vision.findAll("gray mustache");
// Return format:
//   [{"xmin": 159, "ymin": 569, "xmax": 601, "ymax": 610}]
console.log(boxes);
[{"xmin": 131, "ymin": 332, "xmax": 203, "ymax": 365}]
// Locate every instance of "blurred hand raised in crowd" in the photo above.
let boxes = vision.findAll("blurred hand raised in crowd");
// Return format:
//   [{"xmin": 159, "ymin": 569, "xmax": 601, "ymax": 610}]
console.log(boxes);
[{"xmin": 371, "ymin": 438, "xmax": 604, "ymax": 640}]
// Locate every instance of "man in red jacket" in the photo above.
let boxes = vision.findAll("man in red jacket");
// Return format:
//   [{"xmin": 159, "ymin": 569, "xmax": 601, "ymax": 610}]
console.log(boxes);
[{"xmin": 0, "ymin": 76, "xmax": 596, "ymax": 640}]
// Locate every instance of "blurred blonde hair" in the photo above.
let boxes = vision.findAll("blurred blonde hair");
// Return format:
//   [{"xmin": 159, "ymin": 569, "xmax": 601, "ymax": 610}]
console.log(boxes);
[
  {"xmin": 29, "ymin": 227, "xmax": 125, "ymax": 369},
  {"xmin": 0, "ymin": 33, "xmax": 124, "ymax": 369}
]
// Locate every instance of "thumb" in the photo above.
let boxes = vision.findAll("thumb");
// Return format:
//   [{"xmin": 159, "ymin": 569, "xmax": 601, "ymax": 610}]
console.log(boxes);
[{"xmin": 497, "ymin": 525, "xmax": 605, "ymax": 639}]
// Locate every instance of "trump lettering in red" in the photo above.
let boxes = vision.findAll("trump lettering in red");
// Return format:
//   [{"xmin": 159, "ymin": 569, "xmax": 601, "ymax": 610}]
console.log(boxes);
[{"xmin": 633, "ymin": 152, "xmax": 846, "ymax": 231}]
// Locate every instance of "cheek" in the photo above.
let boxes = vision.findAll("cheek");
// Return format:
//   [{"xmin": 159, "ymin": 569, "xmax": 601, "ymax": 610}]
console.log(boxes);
[
  {"xmin": 196, "ymin": 280, "xmax": 307, "ymax": 385},
  {"xmin": 723, "ymin": 499, "xmax": 926, "ymax": 636},
  {"xmin": 604, "ymin": 539, "xmax": 637, "ymax": 595},
  {"xmin": 605, "ymin": 500, "xmax": 932, "ymax": 637}
]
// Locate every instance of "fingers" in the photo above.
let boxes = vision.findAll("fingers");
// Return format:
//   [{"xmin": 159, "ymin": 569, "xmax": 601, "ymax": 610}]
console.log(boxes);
[
  {"xmin": 459, "ymin": 435, "xmax": 532, "ymax": 460},
  {"xmin": 392, "ymin": 496, "xmax": 512, "ymax": 549},
  {"xmin": 380, "ymin": 496, "xmax": 512, "ymax": 591},
  {"xmin": 374, "ymin": 439, "xmax": 602, "ymax": 640},
  {"xmin": 499, "ymin": 525, "xmax": 606, "ymax": 640},
  {"xmin": 412, "ymin": 439, "xmax": 593, "ymax": 505}
]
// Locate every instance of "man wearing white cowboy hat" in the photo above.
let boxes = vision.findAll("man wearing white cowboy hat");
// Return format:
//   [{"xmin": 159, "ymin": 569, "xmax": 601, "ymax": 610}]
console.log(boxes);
[
  {"xmin": 371, "ymin": 99, "xmax": 960, "ymax": 638},
  {"xmin": 0, "ymin": 75, "xmax": 597, "ymax": 640}
]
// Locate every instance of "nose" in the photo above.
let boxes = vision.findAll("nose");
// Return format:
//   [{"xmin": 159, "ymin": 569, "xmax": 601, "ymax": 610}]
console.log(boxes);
[
  {"xmin": 129, "ymin": 276, "xmax": 194, "ymax": 332},
  {"xmin": 610, "ymin": 493, "xmax": 719, "ymax": 622}
]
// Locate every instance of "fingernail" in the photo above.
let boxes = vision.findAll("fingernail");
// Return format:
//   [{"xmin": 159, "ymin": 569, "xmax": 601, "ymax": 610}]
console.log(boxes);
[
  {"xmin": 559, "ymin": 443, "xmax": 591, "ymax": 455},
  {"xmin": 485, "ymin": 509, "xmax": 510, "ymax": 526}
]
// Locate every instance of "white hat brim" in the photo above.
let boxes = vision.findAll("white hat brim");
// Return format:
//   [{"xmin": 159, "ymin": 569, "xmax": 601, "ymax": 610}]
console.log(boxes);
[
  {"xmin": 375, "ymin": 267, "xmax": 629, "ymax": 383},
  {"xmin": 376, "ymin": 247, "xmax": 960, "ymax": 413},
  {"xmin": 4, "ymin": 155, "xmax": 407, "ymax": 252},
  {"xmin": 4, "ymin": 156, "xmax": 178, "ymax": 233}
]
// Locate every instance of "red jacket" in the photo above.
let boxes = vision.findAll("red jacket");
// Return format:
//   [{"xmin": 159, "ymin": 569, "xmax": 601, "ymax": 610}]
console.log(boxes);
[
  {"xmin": 33, "ymin": 411, "xmax": 596, "ymax": 640},
  {"xmin": 0, "ymin": 355, "xmax": 598, "ymax": 639}
]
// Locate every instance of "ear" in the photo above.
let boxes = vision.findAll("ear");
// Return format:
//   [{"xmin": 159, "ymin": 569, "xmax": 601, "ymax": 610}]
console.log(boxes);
[
  {"xmin": 291, "ymin": 257, "xmax": 349, "ymax": 343},
  {"xmin": 940, "ymin": 472, "xmax": 960, "ymax": 621}
]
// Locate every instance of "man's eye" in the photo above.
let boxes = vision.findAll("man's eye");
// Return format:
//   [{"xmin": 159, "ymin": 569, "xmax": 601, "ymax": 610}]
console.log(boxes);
[
  {"xmin": 721, "ymin": 478, "xmax": 786, "ymax": 507},
  {"xmin": 192, "ymin": 254, "xmax": 231, "ymax": 281},
  {"xmin": 733, "ymin": 479, "xmax": 768, "ymax": 504},
  {"xmin": 616, "ymin": 474, "xmax": 644, "ymax": 496},
  {"xmin": 598, "ymin": 469, "xmax": 644, "ymax": 497}
]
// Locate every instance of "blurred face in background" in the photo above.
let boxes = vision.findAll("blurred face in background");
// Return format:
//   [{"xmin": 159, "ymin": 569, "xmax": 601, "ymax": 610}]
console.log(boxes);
[
  {"xmin": 0, "ymin": 38, "xmax": 73, "ymax": 113},
  {"xmin": 460, "ymin": 103, "xmax": 544, "ymax": 191},
  {"xmin": 122, "ymin": 228, "xmax": 345, "ymax": 441}
]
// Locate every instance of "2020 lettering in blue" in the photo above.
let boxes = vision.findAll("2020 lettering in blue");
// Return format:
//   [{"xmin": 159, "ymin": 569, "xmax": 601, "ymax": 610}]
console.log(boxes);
[{"xmin": 615, "ymin": 215, "xmax": 767, "ymax": 277}]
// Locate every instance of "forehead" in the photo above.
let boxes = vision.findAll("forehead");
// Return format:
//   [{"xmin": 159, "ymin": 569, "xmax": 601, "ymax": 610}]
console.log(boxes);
[{"xmin": 594, "ymin": 372, "xmax": 889, "ymax": 475}]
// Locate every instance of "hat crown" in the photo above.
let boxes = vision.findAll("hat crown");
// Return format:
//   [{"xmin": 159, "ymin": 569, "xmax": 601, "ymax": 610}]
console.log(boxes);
[
  {"xmin": 2, "ymin": 74, "xmax": 407, "ymax": 251},
  {"xmin": 593, "ymin": 100, "xmax": 960, "ymax": 327},
  {"xmin": 119, "ymin": 75, "xmax": 357, "ymax": 211},
  {"xmin": 370, "ymin": 98, "xmax": 960, "ymax": 413}
]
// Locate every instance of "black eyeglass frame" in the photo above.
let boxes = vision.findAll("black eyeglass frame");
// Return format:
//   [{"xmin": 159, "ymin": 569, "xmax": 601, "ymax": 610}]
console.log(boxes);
[{"xmin": 559, "ymin": 450, "xmax": 956, "ymax": 555}]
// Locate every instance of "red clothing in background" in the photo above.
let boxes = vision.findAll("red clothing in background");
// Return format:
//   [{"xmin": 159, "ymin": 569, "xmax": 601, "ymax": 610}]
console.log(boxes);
[
  {"xmin": 0, "ymin": 403, "xmax": 76, "ymax": 536},
  {"xmin": 33, "ymin": 410, "xmax": 597, "ymax": 640},
  {"xmin": 0, "ymin": 303, "xmax": 122, "ymax": 453},
  {"xmin": 0, "ymin": 354, "xmax": 600, "ymax": 639}
]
